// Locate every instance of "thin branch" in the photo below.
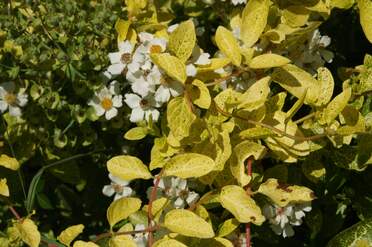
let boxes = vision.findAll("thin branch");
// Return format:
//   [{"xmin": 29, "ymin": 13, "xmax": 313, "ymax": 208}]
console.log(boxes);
[
  {"xmin": 8, "ymin": 206, "xmax": 21, "ymax": 220},
  {"xmin": 93, "ymin": 225, "xmax": 160, "ymax": 243},
  {"xmin": 294, "ymin": 112, "xmax": 316, "ymax": 125}
]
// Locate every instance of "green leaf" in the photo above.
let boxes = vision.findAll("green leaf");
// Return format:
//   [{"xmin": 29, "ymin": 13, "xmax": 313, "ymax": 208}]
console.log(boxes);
[
  {"xmin": 107, "ymin": 197, "xmax": 142, "ymax": 228},
  {"xmin": 215, "ymin": 26, "xmax": 241, "ymax": 66},
  {"xmin": 164, "ymin": 153, "xmax": 216, "ymax": 178},
  {"xmin": 358, "ymin": 0, "xmax": 372, "ymax": 43},
  {"xmin": 57, "ymin": 224, "xmax": 84, "ymax": 247},
  {"xmin": 164, "ymin": 209, "xmax": 215, "ymax": 238},
  {"xmin": 153, "ymin": 239, "xmax": 188, "ymax": 247},
  {"xmin": 229, "ymin": 141, "xmax": 266, "ymax": 186},
  {"xmin": 217, "ymin": 218, "xmax": 240, "ymax": 237},
  {"xmin": 0, "ymin": 154, "xmax": 20, "ymax": 170},
  {"xmin": 241, "ymin": 0, "xmax": 270, "ymax": 47},
  {"xmin": 320, "ymin": 87, "xmax": 352, "ymax": 125},
  {"xmin": 249, "ymin": 54, "xmax": 291, "ymax": 69},
  {"xmin": 327, "ymin": 218, "xmax": 372, "ymax": 247},
  {"xmin": 167, "ymin": 97, "xmax": 196, "ymax": 141},
  {"xmin": 258, "ymin": 178, "xmax": 315, "ymax": 207},
  {"xmin": 124, "ymin": 127, "xmax": 148, "ymax": 140},
  {"xmin": 107, "ymin": 155, "xmax": 152, "ymax": 181},
  {"xmin": 220, "ymin": 185, "xmax": 265, "ymax": 225},
  {"xmin": 151, "ymin": 53, "xmax": 187, "ymax": 83},
  {"xmin": 168, "ymin": 19, "xmax": 196, "ymax": 62}
]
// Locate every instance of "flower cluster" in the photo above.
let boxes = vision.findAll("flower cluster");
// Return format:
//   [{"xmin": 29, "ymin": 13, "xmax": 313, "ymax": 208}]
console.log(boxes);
[{"xmin": 263, "ymin": 202, "xmax": 312, "ymax": 238}]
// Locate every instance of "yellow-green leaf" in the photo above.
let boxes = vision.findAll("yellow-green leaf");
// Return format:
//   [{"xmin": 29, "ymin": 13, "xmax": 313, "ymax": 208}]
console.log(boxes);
[
  {"xmin": 115, "ymin": 19, "xmax": 130, "ymax": 43},
  {"xmin": 258, "ymin": 178, "xmax": 315, "ymax": 207},
  {"xmin": 153, "ymin": 239, "xmax": 188, "ymax": 247},
  {"xmin": 237, "ymin": 76, "xmax": 271, "ymax": 111},
  {"xmin": 241, "ymin": 0, "xmax": 270, "ymax": 47},
  {"xmin": 358, "ymin": 0, "xmax": 372, "ymax": 43},
  {"xmin": 107, "ymin": 155, "xmax": 152, "ymax": 181},
  {"xmin": 164, "ymin": 153, "xmax": 215, "ymax": 178},
  {"xmin": 73, "ymin": 241, "xmax": 99, "ymax": 247},
  {"xmin": 239, "ymin": 127, "xmax": 275, "ymax": 139},
  {"xmin": 197, "ymin": 58, "xmax": 231, "ymax": 73},
  {"xmin": 16, "ymin": 219, "xmax": 41, "ymax": 247},
  {"xmin": 124, "ymin": 127, "xmax": 148, "ymax": 140},
  {"xmin": 316, "ymin": 67, "xmax": 334, "ymax": 106},
  {"xmin": 189, "ymin": 79, "xmax": 211, "ymax": 109},
  {"xmin": 321, "ymin": 87, "xmax": 352, "ymax": 125},
  {"xmin": 0, "ymin": 178, "xmax": 9, "ymax": 197},
  {"xmin": 107, "ymin": 197, "xmax": 142, "ymax": 228},
  {"xmin": 229, "ymin": 141, "xmax": 266, "ymax": 186},
  {"xmin": 215, "ymin": 26, "xmax": 241, "ymax": 66},
  {"xmin": 57, "ymin": 224, "xmax": 84, "ymax": 247},
  {"xmin": 109, "ymin": 223, "xmax": 137, "ymax": 247},
  {"xmin": 331, "ymin": 0, "xmax": 355, "ymax": 9},
  {"xmin": 272, "ymin": 64, "xmax": 321, "ymax": 106},
  {"xmin": 249, "ymin": 54, "xmax": 291, "ymax": 69},
  {"xmin": 167, "ymin": 97, "xmax": 196, "ymax": 141},
  {"xmin": 168, "ymin": 20, "xmax": 196, "ymax": 62},
  {"xmin": 0, "ymin": 154, "xmax": 20, "ymax": 170},
  {"xmin": 151, "ymin": 53, "xmax": 187, "ymax": 83},
  {"xmin": 220, "ymin": 185, "xmax": 265, "ymax": 225},
  {"xmin": 282, "ymin": 6, "xmax": 310, "ymax": 27},
  {"xmin": 164, "ymin": 209, "xmax": 215, "ymax": 238},
  {"xmin": 217, "ymin": 218, "xmax": 240, "ymax": 237}
]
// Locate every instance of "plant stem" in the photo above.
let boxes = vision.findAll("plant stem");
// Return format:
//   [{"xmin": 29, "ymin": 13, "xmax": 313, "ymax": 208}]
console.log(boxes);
[
  {"xmin": 93, "ymin": 225, "xmax": 160, "ymax": 243},
  {"xmin": 147, "ymin": 170, "xmax": 163, "ymax": 247},
  {"xmin": 294, "ymin": 112, "xmax": 316, "ymax": 124},
  {"xmin": 9, "ymin": 206, "xmax": 21, "ymax": 220}
]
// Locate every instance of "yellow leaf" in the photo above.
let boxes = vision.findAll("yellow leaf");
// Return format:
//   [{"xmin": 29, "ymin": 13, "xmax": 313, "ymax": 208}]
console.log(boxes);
[
  {"xmin": 220, "ymin": 185, "xmax": 265, "ymax": 225},
  {"xmin": 229, "ymin": 141, "xmax": 266, "ymax": 186},
  {"xmin": 241, "ymin": 0, "xmax": 270, "ymax": 48},
  {"xmin": 107, "ymin": 197, "xmax": 142, "ymax": 228},
  {"xmin": 0, "ymin": 154, "xmax": 20, "ymax": 170},
  {"xmin": 258, "ymin": 178, "xmax": 315, "ymax": 207},
  {"xmin": 167, "ymin": 97, "xmax": 196, "ymax": 141},
  {"xmin": 16, "ymin": 219, "xmax": 40, "ymax": 247},
  {"xmin": 239, "ymin": 127, "xmax": 274, "ymax": 139},
  {"xmin": 125, "ymin": 0, "xmax": 147, "ymax": 17},
  {"xmin": 168, "ymin": 20, "xmax": 196, "ymax": 62},
  {"xmin": 73, "ymin": 241, "xmax": 99, "ymax": 247},
  {"xmin": 249, "ymin": 54, "xmax": 291, "ymax": 69},
  {"xmin": 153, "ymin": 239, "xmax": 188, "ymax": 247},
  {"xmin": 215, "ymin": 26, "xmax": 241, "ymax": 66},
  {"xmin": 199, "ymin": 237, "xmax": 234, "ymax": 247},
  {"xmin": 143, "ymin": 197, "xmax": 169, "ymax": 216},
  {"xmin": 164, "ymin": 209, "xmax": 215, "ymax": 238},
  {"xmin": 115, "ymin": 19, "xmax": 131, "ymax": 43},
  {"xmin": 237, "ymin": 76, "xmax": 271, "ymax": 111},
  {"xmin": 358, "ymin": 0, "xmax": 372, "ymax": 43},
  {"xmin": 109, "ymin": 223, "xmax": 137, "ymax": 247},
  {"xmin": 151, "ymin": 53, "xmax": 187, "ymax": 83},
  {"xmin": 0, "ymin": 178, "xmax": 9, "ymax": 197},
  {"xmin": 282, "ymin": 6, "xmax": 310, "ymax": 27},
  {"xmin": 57, "ymin": 224, "xmax": 84, "ymax": 247},
  {"xmin": 217, "ymin": 218, "xmax": 240, "ymax": 237},
  {"xmin": 107, "ymin": 155, "xmax": 152, "ymax": 181},
  {"xmin": 124, "ymin": 127, "xmax": 148, "ymax": 140},
  {"xmin": 331, "ymin": 0, "xmax": 355, "ymax": 9},
  {"xmin": 321, "ymin": 87, "xmax": 352, "ymax": 125},
  {"xmin": 197, "ymin": 58, "xmax": 231, "ymax": 73},
  {"xmin": 316, "ymin": 67, "xmax": 334, "ymax": 106},
  {"xmin": 164, "ymin": 153, "xmax": 215, "ymax": 178},
  {"xmin": 272, "ymin": 64, "xmax": 321, "ymax": 106},
  {"xmin": 189, "ymin": 79, "xmax": 211, "ymax": 109}
]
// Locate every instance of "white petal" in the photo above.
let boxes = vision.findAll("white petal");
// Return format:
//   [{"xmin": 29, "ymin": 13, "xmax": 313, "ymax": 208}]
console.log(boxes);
[
  {"xmin": 0, "ymin": 100, "xmax": 8, "ymax": 112},
  {"xmin": 108, "ymin": 52, "xmax": 122, "ymax": 64},
  {"xmin": 132, "ymin": 80, "xmax": 151, "ymax": 97},
  {"xmin": 186, "ymin": 64, "xmax": 197, "ymax": 77},
  {"xmin": 93, "ymin": 105, "xmax": 105, "ymax": 117},
  {"xmin": 186, "ymin": 192, "xmax": 199, "ymax": 205},
  {"xmin": 195, "ymin": 53, "xmax": 211, "ymax": 65},
  {"xmin": 112, "ymin": 95, "xmax": 123, "ymax": 108},
  {"xmin": 127, "ymin": 62, "xmax": 140, "ymax": 74},
  {"xmin": 174, "ymin": 197, "xmax": 185, "ymax": 208},
  {"xmin": 105, "ymin": 107, "xmax": 118, "ymax": 120},
  {"xmin": 294, "ymin": 210, "xmax": 305, "ymax": 220},
  {"xmin": 319, "ymin": 36, "xmax": 331, "ymax": 47},
  {"xmin": 119, "ymin": 40, "xmax": 133, "ymax": 53},
  {"xmin": 168, "ymin": 81, "xmax": 184, "ymax": 97},
  {"xmin": 130, "ymin": 107, "xmax": 145, "ymax": 122},
  {"xmin": 17, "ymin": 94, "xmax": 28, "ymax": 107},
  {"xmin": 283, "ymin": 224, "xmax": 295, "ymax": 238},
  {"xmin": 167, "ymin": 24, "xmax": 179, "ymax": 33},
  {"xmin": 124, "ymin": 94, "xmax": 141, "ymax": 108},
  {"xmin": 8, "ymin": 106, "xmax": 21, "ymax": 117},
  {"xmin": 108, "ymin": 80, "xmax": 120, "ymax": 95},
  {"xmin": 121, "ymin": 187, "xmax": 133, "ymax": 197},
  {"xmin": 138, "ymin": 32, "xmax": 154, "ymax": 43},
  {"xmin": 155, "ymin": 85, "xmax": 171, "ymax": 103},
  {"xmin": 109, "ymin": 173, "xmax": 130, "ymax": 185},
  {"xmin": 107, "ymin": 63, "xmax": 125, "ymax": 76},
  {"xmin": 102, "ymin": 185, "xmax": 115, "ymax": 197},
  {"xmin": 145, "ymin": 109, "xmax": 160, "ymax": 122}
]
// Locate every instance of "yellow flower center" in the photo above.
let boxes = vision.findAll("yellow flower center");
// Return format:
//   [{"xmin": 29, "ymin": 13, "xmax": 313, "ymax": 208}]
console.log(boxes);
[
  {"xmin": 101, "ymin": 97, "xmax": 113, "ymax": 110},
  {"xmin": 150, "ymin": 45, "xmax": 162, "ymax": 54},
  {"xmin": 4, "ymin": 93, "xmax": 17, "ymax": 105}
]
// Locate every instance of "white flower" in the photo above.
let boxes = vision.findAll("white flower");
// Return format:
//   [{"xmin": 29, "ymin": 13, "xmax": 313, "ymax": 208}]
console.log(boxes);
[
  {"xmin": 185, "ymin": 46, "xmax": 211, "ymax": 77},
  {"xmin": 138, "ymin": 32, "xmax": 167, "ymax": 55},
  {"xmin": 127, "ymin": 70, "xmax": 157, "ymax": 97},
  {"xmin": 88, "ymin": 81, "xmax": 123, "ymax": 120},
  {"xmin": 0, "ymin": 82, "xmax": 28, "ymax": 117},
  {"xmin": 231, "ymin": 0, "xmax": 247, "ymax": 5},
  {"xmin": 102, "ymin": 173, "xmax": 133, "ymax": 201},
  {"xmin": 150, "ymin": 67, "xmax": 183, "ymax": 103},
  {"xmin": 107, "ymin": 41, "xmax": 145, "ymax": 77},
  {"xmin": 153, "ymin": 177, "xmax": 199, "ymax": 209},
  {"xmin": 133, "ymin": 224, "xmax": 148, "ymax": 247},
  {"xmin": 167, "ymin": 24, "xmax": 179, "ymax": 33},
  {"xmin": 263, "ymin": 202, "xmax": 312, "ymax": 238},
  {"xmin": 124, "ymin": 93, "xmax": 161, "ymax": 123}
]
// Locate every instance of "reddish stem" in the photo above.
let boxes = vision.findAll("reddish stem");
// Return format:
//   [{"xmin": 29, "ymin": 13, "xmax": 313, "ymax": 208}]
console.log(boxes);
[
  {"xmin": 245, "ymin": 158, "xmax": 253, "ymax": 247},
  {"xmin": 9, "ymin": 206, "xmax": 21, "ymax": 220},
  {"xmin": 147, "ymin": 170, "xmax": 163, "ymax": 247}
]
